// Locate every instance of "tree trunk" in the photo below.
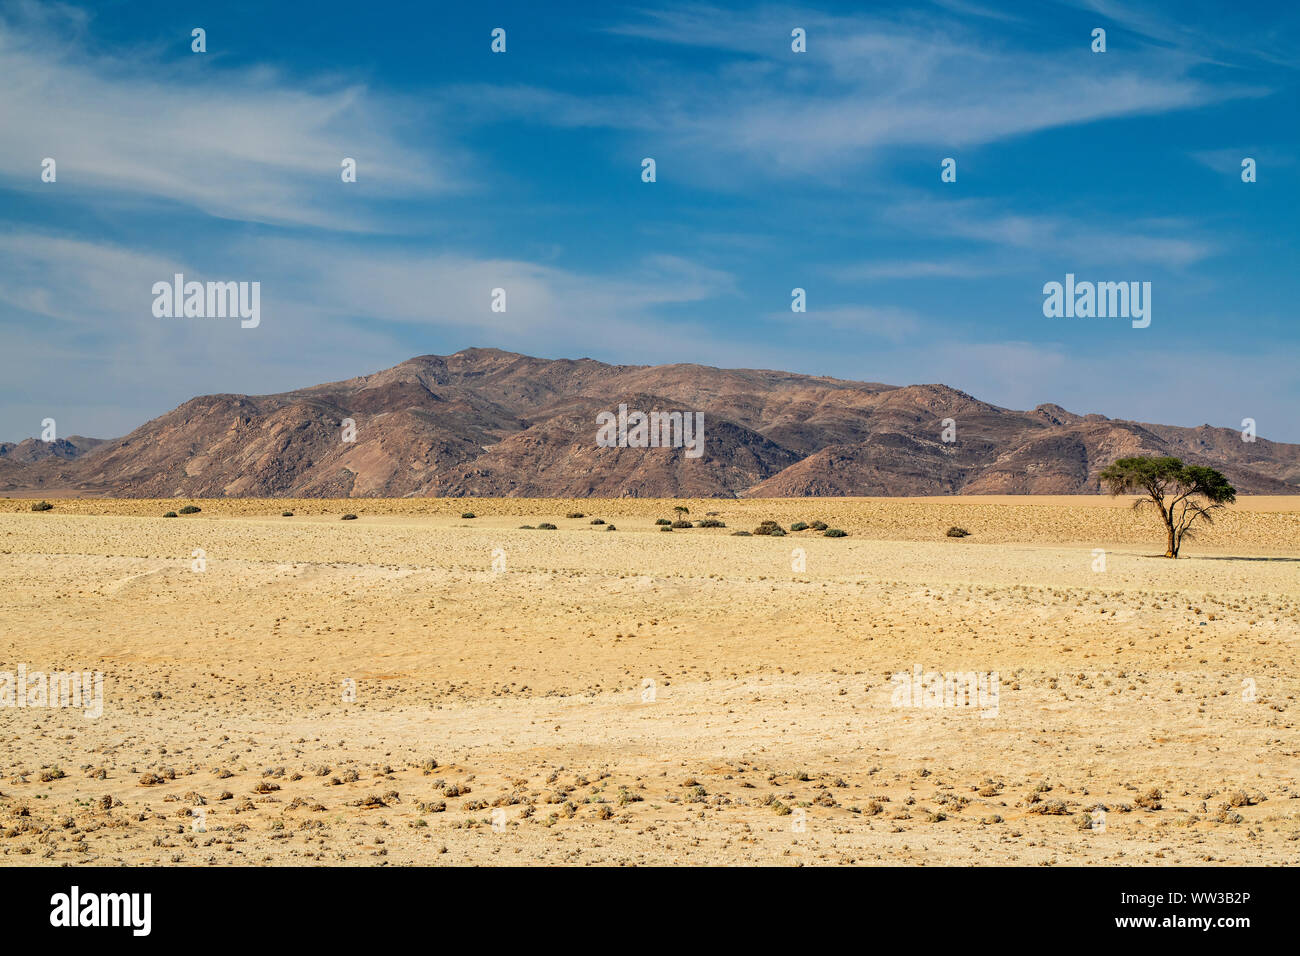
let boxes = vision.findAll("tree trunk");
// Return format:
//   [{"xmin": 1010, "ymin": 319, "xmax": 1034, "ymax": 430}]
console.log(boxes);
[{"xmin": 1165, "ymin": 522, "xmax": 1177, "ymax": 558}]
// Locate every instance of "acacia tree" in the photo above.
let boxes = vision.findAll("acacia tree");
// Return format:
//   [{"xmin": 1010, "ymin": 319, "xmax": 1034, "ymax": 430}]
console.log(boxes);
[{"xmin": 1099, "ymin": 456, "xmax": 1236, "ymax": 558}]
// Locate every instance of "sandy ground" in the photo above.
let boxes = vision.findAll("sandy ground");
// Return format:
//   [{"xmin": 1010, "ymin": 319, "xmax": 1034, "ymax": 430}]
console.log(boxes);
[{"xmin": 0, "ymin": 497, "xmax": 1297, "ymax": 866}]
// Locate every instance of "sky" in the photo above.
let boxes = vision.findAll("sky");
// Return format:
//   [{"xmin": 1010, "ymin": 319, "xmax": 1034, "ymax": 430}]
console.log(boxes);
[{"xmin": 1, "ymin": 0, "xmax": 1297, "ymax": 442}]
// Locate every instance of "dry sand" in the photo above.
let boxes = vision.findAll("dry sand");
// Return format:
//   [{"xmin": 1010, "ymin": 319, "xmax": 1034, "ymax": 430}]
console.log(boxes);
[{"xmin": 1, "ymin": 496, "xmax": 1297, "ymax": 866}]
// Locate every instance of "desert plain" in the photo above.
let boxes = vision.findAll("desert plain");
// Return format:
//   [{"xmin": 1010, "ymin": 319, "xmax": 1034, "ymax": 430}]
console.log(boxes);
[{"xmin": 0, "ymin": 495, "xmax": 1297, "ymax": 866}]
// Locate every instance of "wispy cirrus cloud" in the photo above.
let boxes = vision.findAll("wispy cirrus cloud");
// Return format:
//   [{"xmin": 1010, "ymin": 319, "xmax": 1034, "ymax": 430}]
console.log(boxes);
[{"xmin": 0, "ymin": 5, "xmax": 457, "ymax": 230}]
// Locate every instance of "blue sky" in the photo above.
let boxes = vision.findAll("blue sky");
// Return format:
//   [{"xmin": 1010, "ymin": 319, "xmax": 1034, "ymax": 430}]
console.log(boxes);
[{"xmin": 1, "ymin": 0, "xmax": 1297, "ymax": 442}]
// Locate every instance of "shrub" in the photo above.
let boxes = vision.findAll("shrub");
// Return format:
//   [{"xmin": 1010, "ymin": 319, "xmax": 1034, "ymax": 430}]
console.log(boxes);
[
  {"xmin": 946, "ymin": 526, "xmax": 970, "ymax": 538},
  {"xmin": 519, "ymin": 525, "xmax": 534, "ymax": 529},
  {"xmin": 732, "ymin": 530, "xmax": 751, "ymax": 536},
  {"xmin": 342, "ymin": 514, "xmax": 358, "ymax": 521},
  {"xmin": 536, "ymin": 522, "xmax": 557, "ymax": 530},
  {"xmin": 790, "ymin": 521, "xmax": 809, "ymax": 531},
  {"xmin": 178, "ymin": 505, "xmax": 201, "ymax": 515},
  {"xmin": 461, "ymin": 512, "xmax": 476, "ymax": 519},
  {"xmin": 654, "ymin": 518, "xmax": 672, "ymax": 526},
  {"xmin": 589, "ymin": 518, "xmax": 605, "ymax": 525},
  {"xmin": 1134, "ymin": 787, "xmax": 1163, "ymax": 810},
  {"xmin": 163, "ymin": 511, "xmax": 178, "ymax": 518},
  {"xmin": 30, "ymin": 500, "xmax": 53, "ymax": 512},
  {"xmin": 566, "ymin": 512, "xmax": 585, "ymax": 519},
  {"xmin": 824, "ymin": 528, "xmax": 848, "ymax": 537},
  {"xmin": 753, "ymin": 520, "xmax": 784, "ymax": 536},
  {"xmin": 605, "ymin": 524, "xmax": 616, "ymax": 531},
  {"xmin": 697, "ymin": 518, "xmax": 725, "ymax": 528},
  {"xmin": 671, "ymin": 520, "xmax": 692, "ymax": 529},
  {"xmin": 281, "ymin": 511, "xmax": 293, "ymax": 517},
  {"xmin": 660, "ymin": 525, "xmax": 672, "ymax": 532}
]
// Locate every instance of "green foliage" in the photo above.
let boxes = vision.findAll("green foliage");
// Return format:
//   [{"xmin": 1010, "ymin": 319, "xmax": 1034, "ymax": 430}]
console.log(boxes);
[
  {"xmin": 178, "ymin": 505, "xmax": 201, "ymax": 514},
  {"xmin": 341, "ymin": 514, "xmax": 358, "ymax": 520},
  {"xmin": 824, "ymin": 528, "xmax": 848, "ymax": 537},
  {"xmin": 30, "ymin": 500, "xmax": 53, "ymax": 512},
  {"xmin": 1099, "ymin": 456, "xmax": 1236, "ymax": 557},
  {"xmin": 461, "ymin": 512, "xmax": 476, "ymax": 519},
  {"xmin": 655, "ymin": 518, "xmax": 672, "ymax": 526},
  {"xmin": 163, "ymin": 511, "xmax": 178, "ymax": 518},
  {"xmin": 790, "ymin": 521, "xmax": 809, "ymax": 531},
  {"xmin": 946, "ymin": 526, "xmax": 970, "ymax": 537}
]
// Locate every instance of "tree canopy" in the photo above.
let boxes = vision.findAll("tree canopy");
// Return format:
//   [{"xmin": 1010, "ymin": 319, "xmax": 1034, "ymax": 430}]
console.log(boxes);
[{"xmin": 1098, "ymin": 456, "xmax": 1236, "ymax": 558}]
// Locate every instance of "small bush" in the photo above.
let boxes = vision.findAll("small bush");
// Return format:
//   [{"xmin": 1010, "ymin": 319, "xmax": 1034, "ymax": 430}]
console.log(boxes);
[
  {"xmin": 654, "ymin": 518, "xmax": 672, "ymax": 526},
  {"xmin": 660, "ymin": 525, "xmax": 672, "ymax": 532},
  {"xmin": 566, "ymin": 512, "xmax": 585, "ymax": 519},
  {"xmin": 461, "ymin": 512, "xmax": 476, "ymax": 519},
  {"xmin": 537, "ymin": 522, "xmax": 557, "ymax": 530},
  {"xmin": 671, "ymin": 520, "xmax": 692, "ymax": 529},
  {"xmin": 824, "ymin": 528, "xmax": 848, "ymax": 538},
  {"xmin": 1134, "ymin": 787, "xmax": 1163, "ymax": 811},
  {"xmin": 281, "ymin": 511, "xmax": 293, "ymax": 517},
  {"xmin": 605, "ymin": 524, "xmax": 616, "ymax": 531},
  {"xmin": 732, "ymin": 530, "xmax": 751, "ymax": 536},
  {"xmin": 341, "ymin": 514, "xmax": 358, "ymax": 521},
  {"xmin": 790, "ymin": 521, "xmax": 809, "ymax": 531},
  {"xmin": 697, "ymin": 518, "xmax": 725, "ymax": 528},
  {"xmin": 178, "ymin": 505, "xmax": 201, "ymax": 515},
  {"xmin": 163, "ymin": 511, "xmax": 178, "ymax": 518},
  {"xmin": 30, "ymin": 500, "xmax": 53, "ymax": 512},
  {"xmin": 946, "ymin": 526, "xmax": 970, "ymax": 538},
  {"xmin": 519, "ymin": 525, "xmax": 534, "ymax": 529},
  {"xmin": 753, "ymin": 520, "xmax": 785, "ymax": 536},
  {"xmin": 590, "ymin": 518, "xmax": 605, "ymax": 525}
]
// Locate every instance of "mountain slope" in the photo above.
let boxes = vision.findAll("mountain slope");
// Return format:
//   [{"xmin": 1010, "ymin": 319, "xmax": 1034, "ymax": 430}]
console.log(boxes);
[{"xmin": 2, "ymin": 348, "xmax": 1295, "ymax": 498}]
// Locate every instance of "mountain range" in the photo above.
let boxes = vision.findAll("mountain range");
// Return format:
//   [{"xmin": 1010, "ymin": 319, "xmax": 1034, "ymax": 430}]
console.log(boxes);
[{"xmin": 3, "ymin": 348, "xmax": 1297, "ymax": 498}]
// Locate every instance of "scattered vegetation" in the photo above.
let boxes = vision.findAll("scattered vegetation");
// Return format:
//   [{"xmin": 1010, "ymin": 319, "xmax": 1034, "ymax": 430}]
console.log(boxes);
[
  {"xmin": 753, "ymin": 520, "xmax": 785, "ymax": 536},
  {"xmin": 590, "ymin": 518, "xmax": 605, "ymax": 525},
  {"xmin": 461, "ymin": 512, "xmax": 476, "ymax": 519},
  {"xmin": 30, "ymin": 500, "xmax": 53, "ymax": 512},
  {"xmin": 163, "ymin": 511, "xmax": 178, "ymax": 518},
  {"xmin": 824, "ymin": 528, "xmax": 848, "ymax": 537},
  {"xmin": 178, "ymin": 505, "xmax": 201, "ymax": 515},
  {"xmin": 341, "ymin": 514, "xmax": 358, "ymax": 520},
  {"xmin": 946, "ymin": 526, "xmax": 970, "ymax": 538},
  {"xmin": 673, "ymin": 506, "xmax": 689, "ymax": 515},
  {"xmin": 809, "ymin": 520, "xmax": 828, "ymax": 531},
  {"xmin": 1100, "ymin": 456, "xmax": 1236, "ymax": 558},
  {"xmin": 281, "ymin": 511, "xmax": 293, "ymax": 517},
  {"xmin": 696, "ymin": 518, "xmax": 726, "ymax": 528},
  {"xmin": 536, "ymin": 522, "xmax": 558, "ymax": 530},
  {"xmin": 654, "ymin": 518, "xmax": 672, "ymax": 526},
  {"xmin": 671, "ymin": 520, "xmax": 692, "ymax": 529},
  {"xmin": 566, "ymin": 512, "xmax": 585, "ymax": 519},
  {"xmin": 605, "ymin": 524, "xmax": 616, "ymax": 531},
  {"xmin": 790, "ymin": 521, "xmax": 809, "ymax": 531}
]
